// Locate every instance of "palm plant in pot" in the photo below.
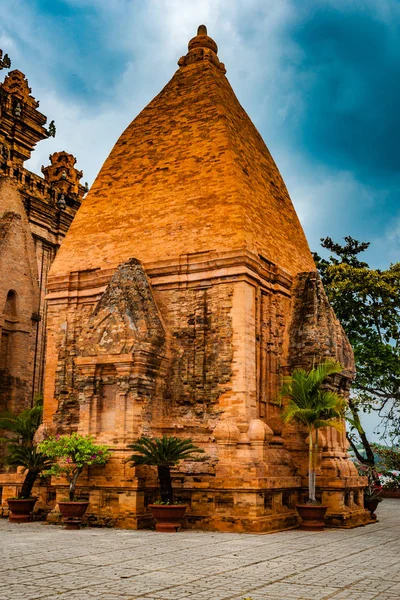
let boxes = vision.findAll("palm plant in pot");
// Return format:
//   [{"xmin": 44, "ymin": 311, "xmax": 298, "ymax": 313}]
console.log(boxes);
[
  {"xmin": 280, "ymin": 360, "xmax": 347, "ymax": 531},
  {"xmin": 39, "ymin": 432, "xmax": 110, "ymax": 529},
  {"xmin": 0, "ymin": 401, "xmax": 54, "ymax": 522},
  {"xmin": 127, "ymin": 435, "xmax": 205, "ymax": 532}
]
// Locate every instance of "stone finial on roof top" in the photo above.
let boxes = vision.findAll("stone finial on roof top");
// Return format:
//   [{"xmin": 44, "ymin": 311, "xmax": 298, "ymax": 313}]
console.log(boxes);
[
  {"xmin": 1, "ymin": 70, "xmax": 38, "ymax": 108},
  {"xmin": 178, "ymin": 25, "xmax": 226, "ymax": 74},
  {"xmin": 41, "ymin": 151, "xmax": 85, "ymax": 200}
]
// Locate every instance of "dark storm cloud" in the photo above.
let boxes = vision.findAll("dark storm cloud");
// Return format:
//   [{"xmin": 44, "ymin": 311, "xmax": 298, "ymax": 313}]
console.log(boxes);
[{"xmin": 285, "ymin": 4, "xmax": 400, "ymax": 182}]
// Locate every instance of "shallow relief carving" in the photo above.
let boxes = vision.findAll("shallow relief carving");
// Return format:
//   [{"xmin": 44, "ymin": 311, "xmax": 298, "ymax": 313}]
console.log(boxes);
[{"xmin": 54, "ymin": 258, "xmax": 168, "ymax": 443}]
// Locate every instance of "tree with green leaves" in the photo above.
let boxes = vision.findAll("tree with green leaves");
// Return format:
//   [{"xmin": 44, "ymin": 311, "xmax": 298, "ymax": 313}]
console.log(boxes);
[
  {"xmin": 39, "ymin": 433, "xmax": 110, "ymax": 501},
  {"xmin": 127, "ymin": 435, "xmax": 205, "ymax": 504},
  {"xmin": 280, "ymin": 361, "xmax": 347, "ymax": 503},
  {"xmin": 313, "ymin": 236, "xmax": 400, "ymax": 462},
  {"xmin": 0, "ymin": 401, "xmax": 54, "ymax": 498}
]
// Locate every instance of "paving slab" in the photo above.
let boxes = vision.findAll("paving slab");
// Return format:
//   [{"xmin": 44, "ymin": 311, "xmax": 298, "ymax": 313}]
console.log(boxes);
[{"xmin": 0, "ymin": 499, "xmax": 399, "ymax": 600}]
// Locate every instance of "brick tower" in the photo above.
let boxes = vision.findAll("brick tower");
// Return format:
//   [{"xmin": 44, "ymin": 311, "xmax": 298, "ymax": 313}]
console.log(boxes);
[
  {"xmin": 43, "ymin": 27, "xmax": 368, "ymax": 531},
  {"xmin": 0, "ymin": 61, "xmax": 85, "ymax": 413}
]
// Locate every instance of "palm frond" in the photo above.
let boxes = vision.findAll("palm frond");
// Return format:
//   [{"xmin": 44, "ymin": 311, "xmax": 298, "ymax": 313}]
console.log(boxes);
[
  {"xmin": 5, "ymin": 445, "xmax": 54, "ymax": 473},
  {"xmin": 309, "ymin": 361, "xmax": 342, "ymax": 391},
  {"xmin": 313, "ymin": 418, "xmax": 345, "ymax": 433},
  {"xmin": 0, "ymin": 402, "xmax": 43, "ymax": 444},
  {"xmin": 280, "ymin": 360, "xmax": 346, "ymax": 431},
  {"xmin": 127, "ymin": 435, "xmax": 204, "ymax": 467}
]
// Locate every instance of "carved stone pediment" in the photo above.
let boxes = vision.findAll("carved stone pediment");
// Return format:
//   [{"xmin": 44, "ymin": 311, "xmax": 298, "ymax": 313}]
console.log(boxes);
[
  {"xmin": 59, "ymin": 258, "xmax": 169, "ymax": 442},
  {"xmin": 288, "ymin": 271, "xmax": 355, "ymax": 380},
  {"xmin": 76, "ymin": 258, "xmax": 166, "ymax": 359}
]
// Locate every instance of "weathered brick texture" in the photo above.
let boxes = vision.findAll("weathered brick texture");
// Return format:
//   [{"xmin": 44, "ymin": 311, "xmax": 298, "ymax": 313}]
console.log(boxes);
[{"xmin": 0, "ymin": 179, "xmax": 39, "ymax": 412}]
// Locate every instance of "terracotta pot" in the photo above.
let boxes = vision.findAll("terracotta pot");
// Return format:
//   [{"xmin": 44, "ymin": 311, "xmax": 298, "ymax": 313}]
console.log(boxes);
[
  {"xmin": 296, "ymin": 504, "xmax": 328, "ymax": 531},
  {"xmin": 58, "ymin": 501, "xmax": 89, "ymax": 530},
  {"xmin": 7, "ymin": 497, "xmax": 38, "ymax": 523},
  {"xmin": 364, "ymin": 497, "xmax": 380, "ymax": 521},
  {"xmin": 149, "ymin": 504, "xmax": 187, "ymax": 532}
]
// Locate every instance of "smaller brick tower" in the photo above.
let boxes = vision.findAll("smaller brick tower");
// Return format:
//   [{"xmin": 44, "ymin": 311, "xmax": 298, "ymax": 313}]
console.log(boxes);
[{"xmin": 0, "ymin": 56, "xmax": 85, "ymax": 415}]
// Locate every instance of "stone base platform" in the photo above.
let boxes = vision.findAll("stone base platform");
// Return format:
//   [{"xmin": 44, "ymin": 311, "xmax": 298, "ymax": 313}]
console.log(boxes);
[{"xmin": 0, "ymin": 474, "xmax": 370, "ymax": 533}]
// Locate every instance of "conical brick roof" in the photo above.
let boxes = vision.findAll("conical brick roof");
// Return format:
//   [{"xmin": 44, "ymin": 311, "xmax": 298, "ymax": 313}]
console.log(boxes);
[{"xmin": 51, "ymin": 26, "xmax": 315, "ymax": 278}]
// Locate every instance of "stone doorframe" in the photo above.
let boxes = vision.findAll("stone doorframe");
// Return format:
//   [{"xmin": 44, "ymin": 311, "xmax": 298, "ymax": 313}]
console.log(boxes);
[{"xmin": 74, "ymin": 351, "xmax": 167, "ymax": 445}]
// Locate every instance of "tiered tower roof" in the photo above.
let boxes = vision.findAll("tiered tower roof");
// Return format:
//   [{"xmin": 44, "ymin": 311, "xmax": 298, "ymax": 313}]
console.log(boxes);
[{"xmin": 0, "ymin": 70, "xmax": 50, "ymax": 165}]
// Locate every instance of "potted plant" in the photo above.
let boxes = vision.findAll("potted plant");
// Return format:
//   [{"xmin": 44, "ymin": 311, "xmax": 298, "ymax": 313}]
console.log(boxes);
[
  {"xmin": 364, "ymin": 486, "xmax": 383, "ymax": 520},
  {"xmin": 280, "ymin": 360, "xmax": 347, "ymax": 530},
  {"xmin": 355, "ymin": 462, "xmax": 383, "ymax": 520},
  {"xmin": 0, "ymin": 401, "xmax": 54, "ymax": 522},
  {"xmin": 39, "ymin": 432, "xmax": 110, "ymax": 529},
  {"xmin": 127, "ymin": 435, "xmax": 204, "ymax": 532}
]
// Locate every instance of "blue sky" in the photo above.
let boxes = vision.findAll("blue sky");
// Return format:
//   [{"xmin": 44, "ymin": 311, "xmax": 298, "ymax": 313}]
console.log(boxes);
[{"xmin": 1, "ymin": 1, "xmax": 399, "ymax": 438}]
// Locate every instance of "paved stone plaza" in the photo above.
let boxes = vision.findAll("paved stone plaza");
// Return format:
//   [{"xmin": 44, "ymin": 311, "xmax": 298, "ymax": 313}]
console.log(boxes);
[{"xmin": 1, "ymin": 500, "xmax": 399, "ymax": 600}]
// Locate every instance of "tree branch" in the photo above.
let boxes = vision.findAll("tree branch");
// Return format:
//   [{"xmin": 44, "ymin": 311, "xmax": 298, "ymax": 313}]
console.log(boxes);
[
  {"xmin": 347, "ymin": 434, "xmax": 367, "ymax": 464},
  {"xmin": 347, "ymin": 399, "xmax": 375, "ymax": 465}
]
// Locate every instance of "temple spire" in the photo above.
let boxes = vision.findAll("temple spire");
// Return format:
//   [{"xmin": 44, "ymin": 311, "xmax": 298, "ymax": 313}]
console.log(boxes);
[
  {"xmin": 178, "ymin": 25, "xmax": 226, "ymax": 73},
  {"xmin": 0, "ymin": 70, "xmax": 49, "ymax": 165}
]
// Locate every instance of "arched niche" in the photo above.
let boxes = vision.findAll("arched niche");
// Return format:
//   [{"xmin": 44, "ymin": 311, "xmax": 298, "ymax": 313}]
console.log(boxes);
[
  {"xmin": 4, "ymin": 290, "xmax": 18, "ymax": 317},
  {"xmin": 0, "ymin": 290, "xmax": 20, "ymax": 410}
]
